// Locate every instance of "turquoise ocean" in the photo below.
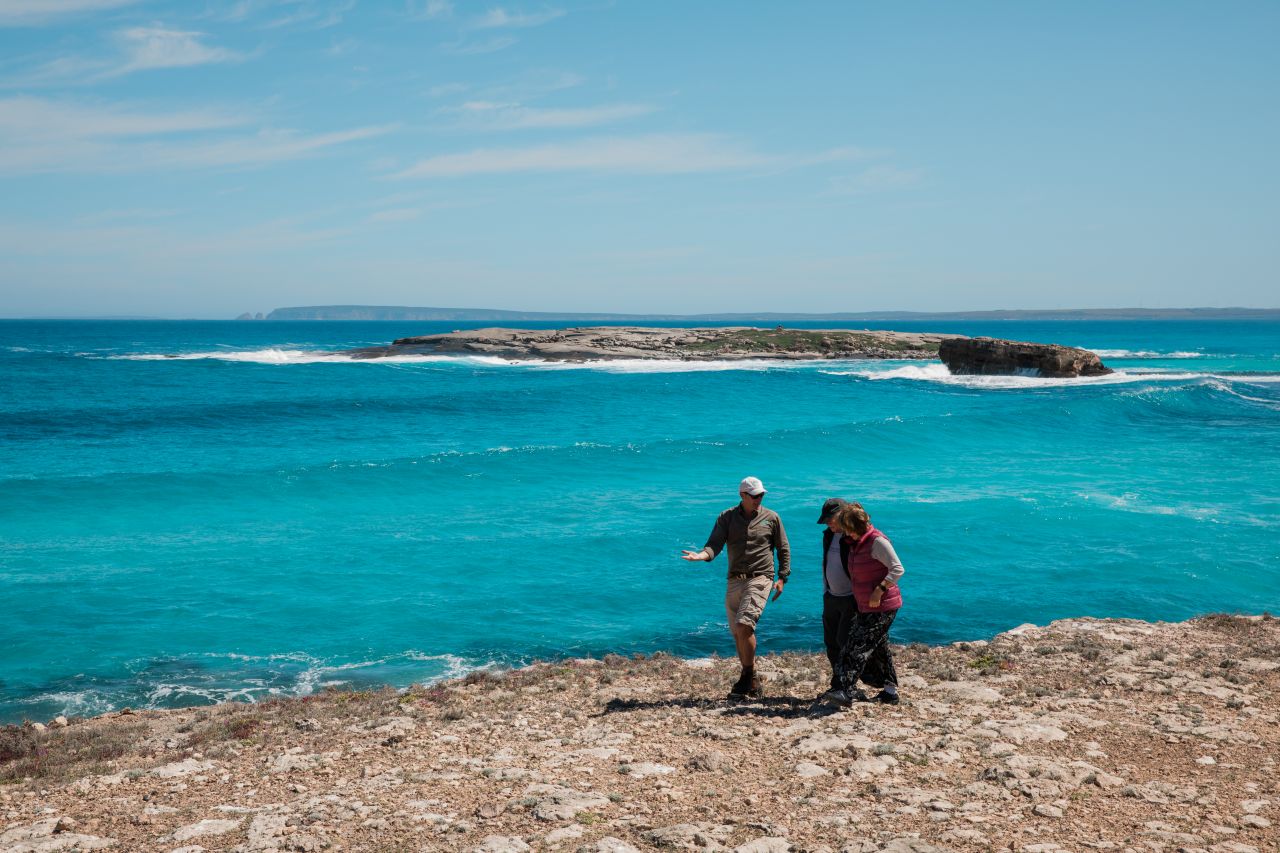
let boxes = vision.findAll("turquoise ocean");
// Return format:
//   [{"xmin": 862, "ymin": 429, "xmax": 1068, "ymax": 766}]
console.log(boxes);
[{"xmin": 1, "ymin": 319, "xmax": 1277, "ymax": 723}]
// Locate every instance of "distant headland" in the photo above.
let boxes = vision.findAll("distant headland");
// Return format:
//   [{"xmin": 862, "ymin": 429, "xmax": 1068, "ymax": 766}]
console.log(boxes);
[{"xmin": 246, "ymin": 305, "xmax": 1280, "ymax": 322}]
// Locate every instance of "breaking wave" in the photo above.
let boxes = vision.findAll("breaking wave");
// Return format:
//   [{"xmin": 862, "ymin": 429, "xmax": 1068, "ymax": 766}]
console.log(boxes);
[
  {"xmin": 9, "ymin": 650, "xmax": 494, "ymax": 720},
  {"xmin": 821, "ymin": 362, "xmax": 1213, "ymax": 389},
  {"xmin": 1090, "ymin": 349, "xmax": 1206, "ymax": 359}
]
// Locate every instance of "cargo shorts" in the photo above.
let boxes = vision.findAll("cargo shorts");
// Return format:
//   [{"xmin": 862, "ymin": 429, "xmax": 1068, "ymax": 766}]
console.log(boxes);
[{"xmin": 725, "ymin": 574, "xmax": 773, "ymax": 630}]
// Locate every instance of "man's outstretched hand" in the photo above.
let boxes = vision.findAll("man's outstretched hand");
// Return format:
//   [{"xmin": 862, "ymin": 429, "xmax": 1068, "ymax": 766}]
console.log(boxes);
[{"xmin": 681, "ymin": 549, "xmax": 709, "ymax": 562}]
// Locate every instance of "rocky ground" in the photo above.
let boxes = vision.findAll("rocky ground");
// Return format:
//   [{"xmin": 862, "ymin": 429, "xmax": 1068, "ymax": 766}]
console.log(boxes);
[
  {"xmin": 343, "ymin": 327, "xmax": 951, "ymax": 362},
  {"xmin": 3, "ymin": 615, "xmax": 1278, "ymax": 853}
]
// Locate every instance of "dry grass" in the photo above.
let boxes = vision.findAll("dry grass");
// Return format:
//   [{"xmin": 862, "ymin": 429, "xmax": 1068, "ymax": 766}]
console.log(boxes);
[
  {"xmin": 1198, "ymin": 612, "xmax": 1275, "ymax": 635},
  {"xmin": 0, "ymin": 721, "xmax": 149, "ymax": 784}
]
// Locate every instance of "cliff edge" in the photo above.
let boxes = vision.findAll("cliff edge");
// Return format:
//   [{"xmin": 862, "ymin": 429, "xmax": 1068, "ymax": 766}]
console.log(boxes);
[{"xmin": 2, "ymin": 615, "xmax": 1277, "ymax": 852}]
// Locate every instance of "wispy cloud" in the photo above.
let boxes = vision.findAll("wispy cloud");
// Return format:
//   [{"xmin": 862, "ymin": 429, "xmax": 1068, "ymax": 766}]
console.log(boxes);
[
  {"xmin": 447, "ymin": 100, "xmax": 655, "ymax": 130},
  {"xmin": 203, "ymin": 0, "xmax": 353, "ymax": 29},
  {"xmin": 440, "ymin": 35, "xmax": 516, "ymax": 55},
  {"xmin": 0, "ymin": 96, "xmax": 393, "ymax": 174},
  {"xmin": 263, "ymin": 0, "xmax": 355, "ymax": 30},
  {"xmin": 73, "ymin": 207, "xmax": 181, "ymax": 224},
  {"xmin": 431, "ymin": 69, "xmax": 582, "ymax": 101},
  {"xmin": 469, "ymin": 7, "xmax": 564, "ymax": 29},
  {"xmin": 407, "ymin": 0, "xmax": 453, "ymax": 21},
  {"xmin": 394, "ymin": 133, "xmax": 773, "ymax": 179},
  {"xmin": 145, "ymin": 125, "xmax": 394, "ymax": 169},
  {"xmin": 826, "ymin": 164, "xmax": 924, "ymax": 195},
  {"xmin": 107, "ymin": 26, "xmax": 244, "ymax": 76},
  {"xmin": 0, "ymin": 0, "xmax": 140, "ymax": 26},
  {"xmin": 428, "ymin": 82, "xmax": 470, "ymax": 98},
  {"xmin": 368, "ymin": 207, "xmax": 422, "ymax": 223},
  {"xmin": 3, "ymin": 25, "xmax": 246, "ymax": 86},
  {"xmin": 0, "ymin": 96, "xmax": 246, "ymax": 137}
]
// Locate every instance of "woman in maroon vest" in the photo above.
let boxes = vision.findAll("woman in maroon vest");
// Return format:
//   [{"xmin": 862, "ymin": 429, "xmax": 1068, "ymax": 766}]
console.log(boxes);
[{"xmin": 824, "ymin": 502, "xmax": 904, "ymax": 706}]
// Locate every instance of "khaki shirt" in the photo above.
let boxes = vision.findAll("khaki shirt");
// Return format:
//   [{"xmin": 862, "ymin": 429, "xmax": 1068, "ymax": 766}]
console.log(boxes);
[{"xmin": 702, "ymin": 505, "xmax": 791, "ymax": 581}]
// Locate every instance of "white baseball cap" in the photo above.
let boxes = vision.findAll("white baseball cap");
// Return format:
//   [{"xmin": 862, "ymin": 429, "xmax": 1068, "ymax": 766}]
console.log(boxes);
[{"xmin": 739, "ymin": 476, "xmax": 766, "ymax": 496}]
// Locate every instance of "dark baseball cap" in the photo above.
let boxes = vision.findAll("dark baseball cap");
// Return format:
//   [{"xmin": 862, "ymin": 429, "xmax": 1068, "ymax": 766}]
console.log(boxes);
[{"xmin": 817, "ymin": 498, "xmax": 848, "ymax": 524}]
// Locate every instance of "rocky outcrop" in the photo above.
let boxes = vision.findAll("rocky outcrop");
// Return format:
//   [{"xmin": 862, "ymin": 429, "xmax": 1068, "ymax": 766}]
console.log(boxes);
[
  {"xmin": 939, "ymin": 337, "xmax": 1112, "ymax": 378},
  {"xmin": 3, "ymin": 615, "xmax": 1277, "ymax": 852},
  {"xmin": 344, "ymin": 327, "xmax": 953, "ymax": 362}
]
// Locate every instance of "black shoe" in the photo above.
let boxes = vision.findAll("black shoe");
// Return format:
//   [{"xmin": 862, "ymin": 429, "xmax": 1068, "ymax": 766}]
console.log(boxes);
[
  {"xmin": 821, "ymin": 687, "xmax": 868, "ymax": 707},
  {"xmin": 874, "ymin": 690, "xmax": 900, "ymax": 705},
  {"xmin": 745, "ymin": 674, "xmax": 764, "ymax": 699},
  {"xmin": 728, "ymin": 669, "xmax": 754, "ymax": 699}
]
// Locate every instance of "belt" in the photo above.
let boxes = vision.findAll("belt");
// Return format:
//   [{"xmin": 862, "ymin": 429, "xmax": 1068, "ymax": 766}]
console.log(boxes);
[{"xmin": 728, "ymin": 572, "xmax": 754, "ymax": 579}]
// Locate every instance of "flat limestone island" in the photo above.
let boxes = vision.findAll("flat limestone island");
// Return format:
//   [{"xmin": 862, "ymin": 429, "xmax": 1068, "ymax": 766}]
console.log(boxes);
[
  {"xmin": 344, "ymin": 327, "xmax": 953, "ymax": 362},
  {"xmin": 4, "ymin": 615, "xmax": 1278, "ymax": 852}
]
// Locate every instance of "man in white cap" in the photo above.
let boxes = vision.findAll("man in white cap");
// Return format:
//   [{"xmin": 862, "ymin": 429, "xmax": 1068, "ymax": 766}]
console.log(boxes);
[{"xmin": 682, "ymin": 476, "xmax": 791, "ymax": 699}]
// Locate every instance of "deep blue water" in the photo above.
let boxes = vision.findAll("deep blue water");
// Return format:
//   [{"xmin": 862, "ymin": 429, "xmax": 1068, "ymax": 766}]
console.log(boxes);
[{"xmin": 1, "ymin": 319, "xmax": 1277, "ymax": 722}]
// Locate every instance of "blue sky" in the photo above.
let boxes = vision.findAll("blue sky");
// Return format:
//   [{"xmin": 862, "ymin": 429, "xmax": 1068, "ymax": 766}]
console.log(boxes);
[{"xmin": 1, "ymin": 1, "xmax": 1277, "ymax": 317}]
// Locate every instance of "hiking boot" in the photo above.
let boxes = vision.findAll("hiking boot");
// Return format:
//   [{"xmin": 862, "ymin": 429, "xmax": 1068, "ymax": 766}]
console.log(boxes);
[
  {"xmin": 728, "ymin": 668, "xmax": 754, "ymax": 699},
  {"xmin": 745, "ymin": 673, "xmax": 764, "ymax": 699},
  {"xmin": 821, "ymin": 687, "xmax": 868, "ymax": 707},
  {"xmin": 873, "ymin": 689, "xmax": 900, "ymax": 706}
]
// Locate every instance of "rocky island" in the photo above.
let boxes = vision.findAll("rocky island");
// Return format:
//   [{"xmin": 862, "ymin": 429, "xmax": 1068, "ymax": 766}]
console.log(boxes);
[
  {"xmin": 3, "ymin": 614, "xmax": 1276, "ymax": 853},
  {"xmin": 340, "ymin": 327, "xmax": 1114, "ymax": 378},
  {"xmin": 343, "ymin": 327, "xmax": 952, "ymax": 362}
]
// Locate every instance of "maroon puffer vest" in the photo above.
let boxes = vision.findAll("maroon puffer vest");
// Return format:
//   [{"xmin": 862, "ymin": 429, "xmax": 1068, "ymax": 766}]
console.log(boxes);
[{"xmin": 846, "ymin": 527, "xmax": 902, "ymax": 613}]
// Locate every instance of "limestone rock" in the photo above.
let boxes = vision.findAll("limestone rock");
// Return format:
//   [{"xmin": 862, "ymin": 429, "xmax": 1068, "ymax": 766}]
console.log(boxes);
[
  {"xmin": 243, "ymin": 814, "xmax": 287, "ymax": 851},
  {"xmin": 266, "ymin": 749, "xmax": 338, "ymax": 774},
  {"xmin": 879, "ymin": 838, "xmax": 957, "ymax": 853},
  {"xmin": 151, "ymin": 759, "xmax": 217, "ymax": 779},
  {"xmin": 576, "ymin": 839, "xmax": 641, "ymax": 853},
  {"xmin": 620, "ymin": 761, "xmax": 676, "ymax": 778},
  {"xmin": 733, "ymin": 838, "xmax": 795, "ymax": 853},
  {"xmin": 933, "ymin": 681, "xmax": 1003, "ymax": 703},
  {"xmin": 473, "ymin": 836, "xmax": 532, "ymax": 853},
  {"xmin": 645, "ymin": 823, "xmax": 733, "ymax": 850},
  {"xmin": 523, "ymin": 783, "xmax": 610, "ymax": 822},
  {"xmin": 939, "ymin": 337, "xmax": 1111, "ymax": 378},
  {"xmin": 0, "ymin": 817, "xmax": 117, "ymax": 852},
  {"xmin": 794, "ymin": 761, "xmax": 829, "ymax": 778}
]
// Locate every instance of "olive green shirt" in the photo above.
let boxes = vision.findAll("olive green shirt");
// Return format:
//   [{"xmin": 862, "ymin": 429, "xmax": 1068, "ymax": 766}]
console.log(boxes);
[{"xmin": 701, "ymin": 505, "xmax": 791, "ymax": 581}]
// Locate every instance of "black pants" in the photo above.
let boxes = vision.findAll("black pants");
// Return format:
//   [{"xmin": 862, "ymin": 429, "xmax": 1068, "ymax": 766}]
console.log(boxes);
[
  {"xmin": 837, "ymin": 609, "xmax": 898, "ymax": 692},
  {"xmin": 822, "ymin": 593, "xmax": 857, "ymax": 687}
]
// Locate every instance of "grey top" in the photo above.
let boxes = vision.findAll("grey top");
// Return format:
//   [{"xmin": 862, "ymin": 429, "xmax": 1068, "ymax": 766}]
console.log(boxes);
[
  {"xmin": 871, "ymin": 537, "xmax": 905, "ymax": 585},
  {"xmin": 702, "ymin": 505, "xmax": 791, "ymax": 581},
  {"xmin": 825, "ymin": 534, "xmax": 853, "ymax": 596}
]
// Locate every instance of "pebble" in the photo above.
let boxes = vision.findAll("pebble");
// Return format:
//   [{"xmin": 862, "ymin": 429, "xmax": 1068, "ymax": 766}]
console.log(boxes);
[{"xmin": 1032, "ymin": 805, "xmax": 1064, "ymax": 818}]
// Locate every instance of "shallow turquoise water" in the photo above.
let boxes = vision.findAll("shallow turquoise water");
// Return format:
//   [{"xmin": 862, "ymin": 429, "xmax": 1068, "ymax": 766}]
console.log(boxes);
[{"xmin": 1, "ymin": 319, "xmax": 1277, "ymax": 722}]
